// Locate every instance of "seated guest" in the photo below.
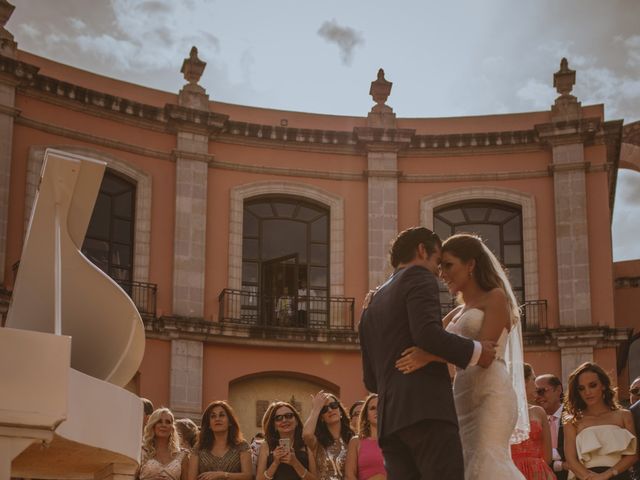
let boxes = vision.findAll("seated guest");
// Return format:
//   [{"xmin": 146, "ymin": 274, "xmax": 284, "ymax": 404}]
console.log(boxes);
[
  {"xmin": 537, "ymin": 373, "xmax": 568, "ymax": 479},
  {"xmin": 564, "ymin": 362, "xmax": 638, "ymax": 480},
  {"xmin": 348, "ymin": 401, "xmax": 364, "ymax": 433},
  {"xmin": 176, "ymin": 418, "xmax": 199, "ymax": 450},
  {"xmin": 188, "ymin": 401, "xmax": 252, "ymax": 480},
  {"xmin": 257, "ymin": 401, "xmax": 317, "ymax": 480},
  {"xmin": 303, "ymin": 391, "xmax": 354, "ymax": 480},
  {"xmin": 139, "ymin": 408, "xmax": 189, "ymax": 480},
  {"xmin": 511, "ymin": 364, "xmax": 556, "ymax": 480},
  {"xmin": 345, "ymin": 394, "xmax": 386, "ymax": 480}
]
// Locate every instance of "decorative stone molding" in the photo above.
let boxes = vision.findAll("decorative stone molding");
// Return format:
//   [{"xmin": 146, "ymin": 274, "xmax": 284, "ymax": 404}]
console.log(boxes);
[
  {"xmin": 229, "ymin": 181, "xmax": 344, "ymax": 296},
  {"xmin": 420, "ymin": 187, "xmax": 539, "ymax": 301},
  {"xmin": 551, "ymin": 58, "xmax": 581, "ymax": 123},
  {"xmin": 25, "ymin": 145, "xmax": 152, "ymax": 283},
  {"xmin": 615, "ymin": 277, "xmax": 640, "ymax": 288},
  {"xmin": 144, "ymin": 316, "xmax": 359, "ymax": 350}
]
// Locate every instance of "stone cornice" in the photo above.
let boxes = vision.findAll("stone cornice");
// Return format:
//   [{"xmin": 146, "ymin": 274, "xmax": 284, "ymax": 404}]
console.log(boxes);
[
  {"xmin": 552, "ymin": 326, "xmax": 630, "ymax": 348},
  {"xmin": 615, "ymin": 276, "xmax": 640, "ymax": 288},
  {"xmin": 623, "ymin": 120, "xmax": 640, "ymax": 146},
  {"xmin": 535, "ymin": 118, "xmax": 601, "ymax": 147},
  {"xmin": 2, "ymin": 55, "xmax": 624, "ymax": 165},
  {"xmin": 353, "ymin": 127, "xmax": 415, "ymax": 152},
  {"xmin": 144, "ymin": 316, "xmax": 360, "ymax": 351}
]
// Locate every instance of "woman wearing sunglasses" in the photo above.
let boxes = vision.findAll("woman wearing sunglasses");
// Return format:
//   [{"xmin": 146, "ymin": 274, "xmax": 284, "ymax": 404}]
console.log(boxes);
[
  {"xmin": 303, "ymin": 391, "xmax": 354, "ymax": 480},
  {"xmin": 257, "ymin": 402, "xmax": 317, "ymax": 480}
]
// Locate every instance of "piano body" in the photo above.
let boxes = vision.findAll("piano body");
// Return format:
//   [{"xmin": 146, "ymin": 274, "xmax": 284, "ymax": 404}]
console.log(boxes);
[{"xmin": 1, "ymin": 149, "xmax": 146, "ymax": 479}]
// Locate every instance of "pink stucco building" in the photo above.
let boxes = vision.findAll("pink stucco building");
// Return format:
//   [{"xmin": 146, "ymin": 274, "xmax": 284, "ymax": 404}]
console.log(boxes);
[{"xmin": 0, "ymin": 5, "xmax": 638, "ymax": 438}]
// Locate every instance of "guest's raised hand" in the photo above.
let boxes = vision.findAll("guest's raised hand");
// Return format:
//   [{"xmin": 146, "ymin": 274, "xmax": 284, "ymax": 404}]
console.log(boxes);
[{"xmin": 310, "ymin": 390, "xmax": 332, "ymax": 411}]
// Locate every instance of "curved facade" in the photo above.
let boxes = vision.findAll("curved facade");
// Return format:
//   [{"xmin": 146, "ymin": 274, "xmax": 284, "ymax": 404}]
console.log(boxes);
[{"xmin": 0, "ymin": 12, "xmax": 638, "ymax": 436}]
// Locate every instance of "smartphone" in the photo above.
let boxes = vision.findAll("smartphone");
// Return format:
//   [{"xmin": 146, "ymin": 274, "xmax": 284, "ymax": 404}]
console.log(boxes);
[{"xmin": 278, "ymin": 438, "xmax": 291, "ymax": 450}]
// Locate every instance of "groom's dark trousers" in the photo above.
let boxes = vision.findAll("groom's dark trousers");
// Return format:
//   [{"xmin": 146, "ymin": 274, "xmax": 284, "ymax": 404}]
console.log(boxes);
[{"xmin": 359, "ymin": 265, "xmax": 476, "ymax": 480}]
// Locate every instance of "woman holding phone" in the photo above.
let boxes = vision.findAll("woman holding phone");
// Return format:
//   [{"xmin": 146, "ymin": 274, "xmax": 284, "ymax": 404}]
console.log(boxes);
[{"xmin": 257, "ymin": 401, "xmax": 317, "ymax": 480}]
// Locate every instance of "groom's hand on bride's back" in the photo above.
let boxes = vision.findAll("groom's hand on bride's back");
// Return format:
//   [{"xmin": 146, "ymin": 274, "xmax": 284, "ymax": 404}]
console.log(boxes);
[{"xmin": 477, "ymin": 341, "xmax": 498, "ymax": 368}]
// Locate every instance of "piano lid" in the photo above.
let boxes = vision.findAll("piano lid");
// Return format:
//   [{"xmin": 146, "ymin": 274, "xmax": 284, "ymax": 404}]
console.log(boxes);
[{"xmin": 6, "ymin": 148, "xmax": 145, "ymax": 387}]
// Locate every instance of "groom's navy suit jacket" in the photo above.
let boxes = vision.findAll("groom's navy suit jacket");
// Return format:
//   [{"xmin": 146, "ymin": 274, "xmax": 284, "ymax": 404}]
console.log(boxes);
[{"xmin": 359, "ymin": 265, "xmax": 476, "ymax": 441}]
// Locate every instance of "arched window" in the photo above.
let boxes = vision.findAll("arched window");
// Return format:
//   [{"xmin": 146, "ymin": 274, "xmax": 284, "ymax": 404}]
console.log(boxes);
[
  {"xmin": 434, "ymin": 202, "xmax": 525, "ymax": 305},
  {"xmin": 242, "ymin": 196, "xmax": 330, "ymax": 327},
  {"xmin": 81, "ymin": 170, "xmax": 136, "ymax": 284}
]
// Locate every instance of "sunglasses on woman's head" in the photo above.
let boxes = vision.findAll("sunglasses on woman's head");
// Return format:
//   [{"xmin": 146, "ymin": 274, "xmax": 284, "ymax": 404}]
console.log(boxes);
[
  {"xmin": 320, "ymin": 401, "xmax": 340, "ymax": 414},
  {"xmin": 274, "ymin": 412, "xmax": 295, "ymax": 422}
]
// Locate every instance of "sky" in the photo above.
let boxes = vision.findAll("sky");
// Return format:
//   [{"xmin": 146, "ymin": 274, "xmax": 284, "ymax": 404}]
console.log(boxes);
[{"xmin": 9, "ymin": 0, "xmax": 640, "ymax": 260}]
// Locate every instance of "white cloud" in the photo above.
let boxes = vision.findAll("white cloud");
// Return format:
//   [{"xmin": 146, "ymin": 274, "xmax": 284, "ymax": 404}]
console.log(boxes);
[
  {"xmin": 18, "ymin": 23, "xmax": 39, "ymax": 39},
  {"xmin": 69, "ymin": 18, "xmax": 86, "ymax": 30},
  {"xmin": 612, "ymin": 169, "xmax": 640, "ymax": 261},
  {"xmin": 516, "ymin": 79, "xmax": 556, "ymax": 109}
]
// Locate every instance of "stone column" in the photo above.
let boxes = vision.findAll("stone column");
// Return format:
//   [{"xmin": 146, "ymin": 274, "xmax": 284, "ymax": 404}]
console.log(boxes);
[
  {"xmin": 0, "ymin": 1, "xmax": 17, "ymax": 285},
  {"xmin": 356, "ymin": 70, "xmax": 414, "ymax": 290},
  {"xmin": 168, "ymin": 47, "xmax": 211, "ymax": 417},
  {"xmin": 169, "ymin": 339, "xmax": 203, "ymax": 419},
  {"xmin": 538, "ymin": 59, "xmax": 593, "ymax": 329},
  {"xmin": 171, "ymin": 47, "xmax": 211, "ymax": 318}
]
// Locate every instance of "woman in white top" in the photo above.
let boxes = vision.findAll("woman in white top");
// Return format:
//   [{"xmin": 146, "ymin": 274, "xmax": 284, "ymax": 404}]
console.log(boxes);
[{"xmin": 563, "ymin": 362, "xmax": 638, "ymax": 480}]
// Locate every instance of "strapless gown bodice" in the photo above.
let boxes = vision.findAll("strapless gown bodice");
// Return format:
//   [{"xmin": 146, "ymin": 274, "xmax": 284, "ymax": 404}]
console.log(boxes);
[
  {"xmin": 568, "ymin": 425, "xmax": 637, "ymax": 479},
  {"xmin": 446, "ymin": 308, "xmax": 509, "ymax": 359},
  {"xmin": 445, "ymin": 307, "xmax": 524, "ymax": 480}
]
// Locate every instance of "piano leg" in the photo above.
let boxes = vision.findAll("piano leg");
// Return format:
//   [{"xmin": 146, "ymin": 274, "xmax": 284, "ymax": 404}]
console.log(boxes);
[{"xmin": 0, "ymin": 430, "xmax": 52, "ymax": 480}]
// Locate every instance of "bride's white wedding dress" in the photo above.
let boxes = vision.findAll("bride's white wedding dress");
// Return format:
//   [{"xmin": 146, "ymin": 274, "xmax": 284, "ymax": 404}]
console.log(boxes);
[{"xmin": 446, "ymin": 307, "xmax": 526, "ymax": 480}]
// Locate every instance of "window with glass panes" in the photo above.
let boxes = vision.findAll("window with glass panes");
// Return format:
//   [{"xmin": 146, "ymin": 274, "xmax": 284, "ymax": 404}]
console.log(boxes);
[
  {"xmin": 81, "ymin": 170, "xmax": 135, "ymax": 284},
  {"xmin": 242, "ymin": 196, "xmax": 329, "ymax": 326},
  {"xmin": 433, "ymin": 202, "xmax": 524, "ymax": 306}
]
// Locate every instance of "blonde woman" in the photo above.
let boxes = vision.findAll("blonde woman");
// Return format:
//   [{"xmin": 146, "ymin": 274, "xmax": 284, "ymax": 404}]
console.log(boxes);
[
  {"xmin": 345, "ymin": 394, "xmax": 386, "ymax": 480},
  {"xmin": 138, "ymin": 408, "xmax": 189, "ymax": 480}
]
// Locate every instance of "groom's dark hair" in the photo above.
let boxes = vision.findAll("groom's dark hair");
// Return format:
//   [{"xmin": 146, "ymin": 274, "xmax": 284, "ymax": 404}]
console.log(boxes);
[{"xmin": 389, "ymin": 227, "xmax": 441, "ymax": 268}]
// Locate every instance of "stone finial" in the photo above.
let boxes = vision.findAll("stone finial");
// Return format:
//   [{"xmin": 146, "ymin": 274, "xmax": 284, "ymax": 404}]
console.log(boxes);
[
  {"xmin": 181, "ymin": 46, "xmax": 206, "ymax": 85},
  {"xmin": 0, "ymin": 0, "xmax": 16, "ymax": 58},
  {"xmin": 369, "ymin": 68, "xmax": 393, "ymax": 112},
  {"xmin": 551, "ymin": 58, "xmax": 581, "ymax": 122},
  {"xmin": 554, "ymin": 58, "xmax": 576, "ymax": 97}
]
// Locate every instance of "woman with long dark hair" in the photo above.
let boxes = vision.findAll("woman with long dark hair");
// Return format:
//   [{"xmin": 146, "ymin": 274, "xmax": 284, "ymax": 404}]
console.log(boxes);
[
  {"xmin": 344, "ymin": 394, "xmax": 386, "ymax": 480},
  {"xmin": 303, "ymin": 391, "xmax": 354, "ymax": 480},
  {"xmin": 138, "ymin": 408, "xmax": 189, "ymax": 480},
  {"xmin": 256, "ymin": 401, "xmax": 317, "ymax": 480},
  {"xmin": 563, "ymin": 362, "xmax": 637, "ymax": 480},
  {"xmin": 187, "ymin": 401, "xmax": 252, "ymax": 480}
]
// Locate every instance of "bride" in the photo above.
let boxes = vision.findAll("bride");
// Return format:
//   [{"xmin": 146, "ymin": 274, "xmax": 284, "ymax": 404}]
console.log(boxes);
[{"xmin": 395, "ymin": 233, "xmax": 529, "ymax": 479}]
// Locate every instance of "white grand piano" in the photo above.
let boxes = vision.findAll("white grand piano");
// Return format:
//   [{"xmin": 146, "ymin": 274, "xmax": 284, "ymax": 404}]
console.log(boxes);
[{"xmin": 0, "ymin": 149, "xmax": 146, "ymax": 479}]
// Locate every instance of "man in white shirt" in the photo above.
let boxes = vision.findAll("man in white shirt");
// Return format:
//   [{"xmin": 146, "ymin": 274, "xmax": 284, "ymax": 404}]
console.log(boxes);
[{"xmin": 536, "ymin": 373, "xmax": 567, "ymax": 480}]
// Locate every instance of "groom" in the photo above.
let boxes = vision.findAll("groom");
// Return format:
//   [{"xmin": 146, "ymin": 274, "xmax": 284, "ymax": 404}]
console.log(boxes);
[{"xmin": 359, "ymin": 227, "xmax": 496, "ymax": 480}]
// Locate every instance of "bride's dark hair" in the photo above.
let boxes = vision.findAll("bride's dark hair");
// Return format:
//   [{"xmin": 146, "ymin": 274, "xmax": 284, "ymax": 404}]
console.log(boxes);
[{"xmin": 441, "ymin": 233, "xmax": 518, "ymax": 317}]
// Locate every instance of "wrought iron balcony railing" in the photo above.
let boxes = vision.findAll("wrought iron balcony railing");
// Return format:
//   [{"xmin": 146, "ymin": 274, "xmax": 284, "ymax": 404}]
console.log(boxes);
[
  {"xmin": 441, "ymin": 299, "xmax": 548, "ymax": 332},
  {"xmin": 117, "ymin": 280, "xmax": 157, "ymax": 319},
  {"xmin": 218, "ymin": 288, "xmax": 355, "ymax": 331}
]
